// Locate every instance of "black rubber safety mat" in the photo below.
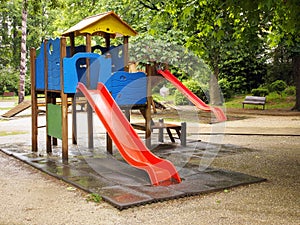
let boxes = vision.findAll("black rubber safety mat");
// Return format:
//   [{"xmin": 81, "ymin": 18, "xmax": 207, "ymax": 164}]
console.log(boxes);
[{"xmin": 0, "ymin": 144, "xmax": 265, "ymax": 210}]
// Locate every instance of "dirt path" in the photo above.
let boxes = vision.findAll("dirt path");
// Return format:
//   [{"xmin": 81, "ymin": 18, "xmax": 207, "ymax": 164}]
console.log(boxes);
[{"xmin": 0, "ymin": 109, "xmax": 299, "ymax": 224}]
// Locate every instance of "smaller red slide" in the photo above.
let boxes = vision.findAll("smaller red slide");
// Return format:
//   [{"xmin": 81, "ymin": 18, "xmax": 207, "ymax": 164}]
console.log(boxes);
[
  {"xmin": 157, "ymin": 70, "xmax": 227, "ymax": 122},
  {"xmin": 77, "ymin": 82, "xmax": 181, "ymax": 186}
]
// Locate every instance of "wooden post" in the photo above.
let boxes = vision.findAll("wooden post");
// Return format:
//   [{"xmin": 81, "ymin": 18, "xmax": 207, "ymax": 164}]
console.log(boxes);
[
  {"xmin": 86, "ymin": 34, "xmax": 94, "ymax": 149},
  {"xmin": 72, "ymin": 97, "xmax": 77, "ymax": 144},
  {"xmin": 105, "ymin": 33, "xmax": 110, "ymax": 52},
  {"xmin": 30, "ymin": 47, "xmax": 38, "ymax": 152},
  {"xmin": 70, "ymin": 33, "xmax": 75, "ymax": 56},
  {"xmin": 60, "ymin": 37, "xmax": 68, "ymax": 162},
  {"xmin": 145, "ymin": 64, "xmax": 153, "ymax": 147},
  {"xmin": 103, "ymin": 33, "xmax": 113, "ymax": 154},
  {"xmin": 44, "ymin": 40, "xmax": 52, "ymax": 153},
  {"xmin": 123, "ymin": 36, "xmax": 129, "ymax": 72},
  {"xmin": 52, "ymin": 97, "xmax": 58, "ymax": 146},
  {"xmin": 180, "ymin": 122, "xmax": 187, "ymax": 146},
  {"xmin": 158, "ymin": 118, "xmax": 164, "ymax": 143},
  {"xmin": 124, "ymin": 109, "xmax": 130, "ymax": 121},
  {"xmin": 70, "ymin": 33, "xmax": 77, "ymax": 145},
  {"xmin": 86, "ymin": 34, "xmax": 91, "ymax": 87}
]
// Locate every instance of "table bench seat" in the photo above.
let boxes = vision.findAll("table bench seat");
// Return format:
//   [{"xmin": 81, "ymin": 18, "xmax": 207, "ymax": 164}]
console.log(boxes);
[{"xmin": 132, "ymin": 119, "xmax": 186, "ymax": 146}]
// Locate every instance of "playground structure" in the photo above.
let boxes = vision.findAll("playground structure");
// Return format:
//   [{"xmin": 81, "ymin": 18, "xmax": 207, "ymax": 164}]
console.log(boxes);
[{"xmin": 30, "ymin": 11, "xmax": 226, "ymax": 186}]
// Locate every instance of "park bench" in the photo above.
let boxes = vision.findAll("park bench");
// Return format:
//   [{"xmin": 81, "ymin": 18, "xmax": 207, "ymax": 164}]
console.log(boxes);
[
  {"xmin": 2, "ymin": 91, "xmax": 15, "ymax": 98},
  {"xmin": 242, "ymin": 96, "xmax": 266, "ymax": 110}
]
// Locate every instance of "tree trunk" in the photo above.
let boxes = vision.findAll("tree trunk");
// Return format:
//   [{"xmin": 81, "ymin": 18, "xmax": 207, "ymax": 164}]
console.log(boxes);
[
  {"xmin": 19, "ymin": 0, "xmax": 28, "ymax": 104},
  {"xmin": 209, "ymin": 52, "xmax": 223, "ymax": 105},
  {"xmin": 292, "ymin": 53, "xmax": 300, "ymax": 111}
]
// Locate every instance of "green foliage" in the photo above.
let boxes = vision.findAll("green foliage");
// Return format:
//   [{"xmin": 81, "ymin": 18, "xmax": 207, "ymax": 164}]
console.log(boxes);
[
  {"xmin": 0, "ymin": 66, "xmax": 30, "ymax": 95},
  {"xmin": 86, "ymin": 193, "xmax": 102, "ymax": 203},
  {"xmin": 174, "ymin": 91, "xmax": 188, "ymax": 105},
  {"xmin": 265, "ymin": 44, "xmax": 293, "ymax": 85},
  {"xmin": 270, "ymin": 80, "xmax": 287, "ymax": 95},
  {"xmin": 174, "ymin": 79, "xmax": 208, "ymax": 105},
  {"xmin": 284, "ymin": 86, "xmax": 296, "ymax": 96},
  {"xmin": 129, "ymin": 33, "xmax": 210, "ymax": 81},
  {"xmin": 184, "ymin": 80, "xmax": 206, "ymax": 98},
  {"xmin": 218, "ymin": 74, "xmax": 262, "ymax": 100},
  {"xmin": 251, "ymin": 88, "xmax": 269, "ymax": 97},
  {"xmin": 230, "ymin": 76, "xmax": 248, "ymax": 94},
  {"xmin": 219, "ymin": 52, "xmax": 266, "ymax": 93},
  {"xmin": 0, "ymin": 67, "xmax": 19, "ymax": 95},
  {"xmin": 218, "ymin": 78, "xmax": 233, "ymax": 100},
  {"xmin": 0, "ymin": 0, "xmax": 299, "ymax": 109}
]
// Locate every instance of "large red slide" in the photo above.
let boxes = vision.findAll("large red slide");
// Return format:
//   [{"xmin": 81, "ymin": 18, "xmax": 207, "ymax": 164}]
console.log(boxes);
[
  {"xmin": 77, "ymin": 82, "xmax": 181, "ymax": 186},
  {"xmin": 157, "ymin": 70, "xmax": 227, "ymax": 122}
]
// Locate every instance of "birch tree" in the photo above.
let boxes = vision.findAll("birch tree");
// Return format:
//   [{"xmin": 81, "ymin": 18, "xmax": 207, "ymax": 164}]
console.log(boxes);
[{"xmin": 18, "ymin": 0, "xmax": 27, "ymax": 103}]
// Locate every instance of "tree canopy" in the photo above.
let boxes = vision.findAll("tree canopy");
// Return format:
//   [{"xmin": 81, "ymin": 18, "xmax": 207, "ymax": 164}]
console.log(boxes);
[{"xmin": 0, "ymin": 0, "xmax": 299, "ymax": 109}]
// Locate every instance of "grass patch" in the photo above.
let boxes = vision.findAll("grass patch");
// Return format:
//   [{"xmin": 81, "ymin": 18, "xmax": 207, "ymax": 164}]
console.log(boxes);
[
  {"xmin": 0, "ymin": 107, "xmax": 15, "ymax": 110},
  {"xmin": 152, "ymin": 93, "xmax": 175, "ymax": 103},
  {"xmin": 86, "ymin": 193, "xmax": 102, "ymax": 203},
  {"xmin": 224, "ymin": 95, "xmax": 245, "ymax": 108},
  {"xmin": 225, "ymin": 92, "xmax": 295, "ymax": 110},
  {"xmin": 0, "ymin": 131, "xmax": 27, "ymax": 136},
  {"xmin": 153, "ymin": 91, "xmax": 295, "ymax": 110},
  {"xmin": 0, "ymin": 95, "xmax": 31, "ymax": 102}
]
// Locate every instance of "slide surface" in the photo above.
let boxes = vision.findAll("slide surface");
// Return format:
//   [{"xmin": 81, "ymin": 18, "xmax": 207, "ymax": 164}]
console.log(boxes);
[
  {"xmin": 157, "ymin": 70, "xmax": 227, "ymax": 122},
  {"xmin": 77, "ymin": 82, "xmax": 181, "ymax": 186}
]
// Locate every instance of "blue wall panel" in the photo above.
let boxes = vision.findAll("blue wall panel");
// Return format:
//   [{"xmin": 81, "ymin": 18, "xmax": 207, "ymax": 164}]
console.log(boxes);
[
  {"xmin": 110, "ymin": 71, "xmax": 147, "ymax": 106},
  {"xmin": 35, "ymin": 43, "xmax": 45, "ymax": 90},
  {"xmin": 47, "ymin": 38, "xmax": 61, "ymax": 91},
  {"xmin": 63, "ymin": 53, "xmax": 112, "ymax": 94}
]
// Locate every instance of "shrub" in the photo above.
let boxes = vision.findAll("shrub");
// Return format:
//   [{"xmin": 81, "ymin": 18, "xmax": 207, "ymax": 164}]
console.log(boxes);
[
  {"xmin": 174, "ymin": 79, "xmax": 208, "ymax": 105},
  {"xmin": 231, "ymin": 76, "xmax": 248, "ymax": 94},
  {"xmin": 218, "ymin": 78, "xmax": 233, "ymax": 100},
  {"xmin": 0, "ymin": 67, "xmax": 19, "ymax": 95},
  {"xmin": 251, "ymin": 88, "xmax": 269, "ymax": 97},
  {"xmin": 0, "ymin": 67, "xmax": 31, "ymax": 96},
  {"xmin": 270, "ymin": 80, "xmax": 287, "ymax": 95},
  {"xmin": 174, "ymin": 91, "xmax": 188, "ymax": 105},
  {"xmin": 284, "ymin": 86, "xmax": 296, "ymax": 96}
]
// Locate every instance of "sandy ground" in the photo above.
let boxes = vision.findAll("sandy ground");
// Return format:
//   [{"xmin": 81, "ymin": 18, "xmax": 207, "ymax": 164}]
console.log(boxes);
[{"xmin": 0, "ymin": 103, "xmax": 299, "ymax": 224}]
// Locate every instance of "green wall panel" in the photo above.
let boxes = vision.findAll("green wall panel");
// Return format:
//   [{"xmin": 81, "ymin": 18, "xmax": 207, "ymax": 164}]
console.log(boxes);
[{"xmin": 47, "ymin": 104, "xmax": 62, "ymax": 139}]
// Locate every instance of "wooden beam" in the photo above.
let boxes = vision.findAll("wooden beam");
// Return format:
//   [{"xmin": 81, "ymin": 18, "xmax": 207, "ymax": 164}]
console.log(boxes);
[
  {"xmin": 44, "ymin": 40, "xmax": 52, "ymax": 153},
  {"xmin": 60, "ymin": 37, "xmax": 68, "ymax": 162},
  {"xmin": 145, "ymin": 64, "xmax": 153, "ymax": 147},
  {"xmin": 104, "ymin": 32, "xmax": 113, "ymax": 154},
  {"xmin": 123, "ymin": 36, "xmax": 129, "ymax": 72},
  {"xmin": 30, "ymin": 47, "xmax": 38, "ymax": 152},
  {"xmin": 70, "ymin": 32, "xmax": 75, "ymax": 56},
  {"xmin": 70, "ymin": 33, "xmax": 77, "ymax": 145},
  {"xmin": 86, "ymin": 34, "xmax": 94, "ymax": 149},
  {"xmin": 52, "ymin": 97, "xmax": 58, "ymax": 146},
  {"xmin": 105, "ymin": 33, "xmax": 110, "ymax": 52}
]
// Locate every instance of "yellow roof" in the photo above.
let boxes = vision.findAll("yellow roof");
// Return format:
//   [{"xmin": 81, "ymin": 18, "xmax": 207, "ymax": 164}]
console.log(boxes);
[{"xmin": 62, "ymin": 11, "xmax": 137, "ymax": 37}]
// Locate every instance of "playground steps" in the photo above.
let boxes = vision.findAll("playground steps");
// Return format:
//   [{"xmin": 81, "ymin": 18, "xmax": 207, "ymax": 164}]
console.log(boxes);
[{"xmin": 2, "ymin": 100, "xmax": 31, "ymax": 118}]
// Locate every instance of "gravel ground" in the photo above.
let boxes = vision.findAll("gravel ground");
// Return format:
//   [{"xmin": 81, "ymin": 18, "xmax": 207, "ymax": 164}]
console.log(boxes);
[{"xmin": 0, "ymin": 104, "xmax": 299, "ymax": 225}]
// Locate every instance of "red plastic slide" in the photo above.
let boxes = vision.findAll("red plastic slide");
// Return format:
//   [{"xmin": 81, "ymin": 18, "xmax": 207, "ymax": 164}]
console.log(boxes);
[
  {"xmin": 157, "ymin": 70, "xmax": 227, "ymax": 122},
  {"xmin": 77, "ymin": 82, "xmax": 181, "ymax": 186}
]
